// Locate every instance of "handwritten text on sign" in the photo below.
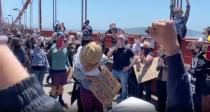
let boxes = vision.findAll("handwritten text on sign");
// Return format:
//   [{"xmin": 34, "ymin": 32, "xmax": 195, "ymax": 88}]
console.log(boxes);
[
  {"xmin": 133, "ymin": 57, "xmax": 159, "ymax": 83},
  {"xmin": 89, "ymin": 66, "xmax": 121, "ymax": 106}
]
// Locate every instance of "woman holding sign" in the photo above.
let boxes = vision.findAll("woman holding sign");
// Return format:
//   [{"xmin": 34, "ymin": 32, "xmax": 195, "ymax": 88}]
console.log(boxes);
[
  {"xmin": 73, "ymin": 36, "xmax": 109, "ymax": 112},
  {"xmin": 137, "ymin": 37, "xmax": 154, "ymax": 101}
]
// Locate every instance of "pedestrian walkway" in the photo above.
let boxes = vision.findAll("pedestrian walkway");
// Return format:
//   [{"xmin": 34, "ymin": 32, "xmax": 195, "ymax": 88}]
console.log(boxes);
[{"xmin": 43, "ymin": 74, "xmax": 78, "ymax": 112}]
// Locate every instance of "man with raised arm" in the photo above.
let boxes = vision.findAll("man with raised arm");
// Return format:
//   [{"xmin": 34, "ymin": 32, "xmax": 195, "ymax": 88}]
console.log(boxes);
[
  {"xmin": 149, "ymin": 20, "xmax": 193, "ymax": 112},
  {"xmin": 113, "ymin": 20, "xmax": 193, "ymax": 112},
  {"xmin": 171, "ymin": 0, "xmax": 190, "ymax": 46}
]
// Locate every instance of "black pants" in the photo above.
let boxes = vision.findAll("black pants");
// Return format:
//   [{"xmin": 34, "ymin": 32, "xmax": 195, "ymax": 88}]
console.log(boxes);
[
  {"xmin": 193, "ymin": 90, "xmax": 202, "ymax": 112},
  {"xmin": 139, "ymin": 81, "xmax": 152, "ymax": 101},
  {"xmin": 128, "ymin": 67, "xmax": 139, "ymax": 97},
  {"xmin": 71, "ymin": 80, "xmax": 83, "ymax": 112},
  {"xmin": 157, "ymin": 80, "xmax": 167, "ymax": 112}
]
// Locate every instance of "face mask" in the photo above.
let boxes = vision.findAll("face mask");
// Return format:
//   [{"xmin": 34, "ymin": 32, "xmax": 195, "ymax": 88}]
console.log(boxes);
[
  {"xmin": 111, "ymin": 28, "xmax": 117, "ymax": 32},
  {"xmin": 202, "ymin": 34, "xmax": 207, "ymax": 39},
  {"xmin": 56, "ymin": 38, "xmax": 64, "ymax": 48}
]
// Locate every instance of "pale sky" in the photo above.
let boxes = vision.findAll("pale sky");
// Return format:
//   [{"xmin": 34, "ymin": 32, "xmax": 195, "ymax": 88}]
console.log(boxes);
[{"xmin": 2, "ymin": 0, "xmax": 210, "ymax": 31}]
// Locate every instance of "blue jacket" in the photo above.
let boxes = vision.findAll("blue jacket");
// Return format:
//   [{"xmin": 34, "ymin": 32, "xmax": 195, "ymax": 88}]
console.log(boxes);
[{"xmin": 166, "ymin": 53, "xmax": 193, "ymax": 112}]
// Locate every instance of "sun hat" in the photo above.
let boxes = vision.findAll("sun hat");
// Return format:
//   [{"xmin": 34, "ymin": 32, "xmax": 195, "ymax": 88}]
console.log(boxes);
[{"xmin": 80, "ymin": 41, "xmax": 102, "ymax": 66}]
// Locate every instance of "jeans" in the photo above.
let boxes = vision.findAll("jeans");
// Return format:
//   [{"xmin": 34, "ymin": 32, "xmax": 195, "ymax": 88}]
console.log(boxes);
[
  {"xmin": 112, "ymin": 69, "xmax": 129, "ymax": 101},
  {"xmin": 32, "ymin": 70, "xmax": 46, "ymax": 84}
]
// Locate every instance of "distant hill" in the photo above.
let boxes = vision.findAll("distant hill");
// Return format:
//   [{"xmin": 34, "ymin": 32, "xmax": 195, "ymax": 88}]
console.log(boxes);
[
  {"xmin": 186, "ymin": 29, "xmax": 201, "ymax": 38},
  {"xmin": 123, "ymin": 27, "xmax": 147, "ymax": 34},
  {"xmin": 70, "ymin": 27, "xmax": 201, "ymax": 39},
  {"xmin": 123, "ymin": 27, "xmax": 201, "ymax": 39}
]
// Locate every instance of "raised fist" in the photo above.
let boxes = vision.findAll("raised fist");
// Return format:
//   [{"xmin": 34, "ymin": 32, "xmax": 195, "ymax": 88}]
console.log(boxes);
[{"xmin": 148, "ymin": 20, "xmax": 180, "ymax": 56}]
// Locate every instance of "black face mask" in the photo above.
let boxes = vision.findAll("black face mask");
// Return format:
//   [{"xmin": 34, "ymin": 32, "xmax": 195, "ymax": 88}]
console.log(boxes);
[{"xmin": 112, "ymin": 28, "xmax": 117, "ymax": 32}]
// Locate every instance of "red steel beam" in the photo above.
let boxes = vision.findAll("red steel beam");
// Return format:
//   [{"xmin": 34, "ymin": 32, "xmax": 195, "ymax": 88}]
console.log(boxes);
[{"xmin": 11, "ymin": 0, "xmax": 31, "ymax": 27}]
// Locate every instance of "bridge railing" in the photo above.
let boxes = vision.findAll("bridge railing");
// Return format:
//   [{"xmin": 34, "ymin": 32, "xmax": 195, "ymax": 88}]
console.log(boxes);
[{"xmin": 39, "ymin": 30, "xmax": 210, "ymax": 65}]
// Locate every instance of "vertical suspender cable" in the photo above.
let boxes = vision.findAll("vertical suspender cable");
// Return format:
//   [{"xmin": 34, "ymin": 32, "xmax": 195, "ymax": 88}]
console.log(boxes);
[
  {"xmin": 180, "ymin": 0, "xmax": 183, "ymax": 9},
  {"xmin": 85, "ymin": 0, "xmax": 87, "ymax": 21},
  {"xmin": 170, "ymin": 0, "xmax": 175, "ymax": 20},
  {"xmin": 55, "ymin": 0, "xmax": 57, "ymax": 22},
  {"xmin": 53, "ymin": 0, "xmax": 55, "ymax": 27},
  {"xmin": 170, "ymin": 0, "xmax": 172, "ymax": 19},
  {"xmin": 173, "ymin": 0, "xmax": 176, "ymax": 7},
  {"xmin": 30, "ymin": 0, "xmax": 33, "ymax": 28},
  {"xmin": 177, "ymin": 0, "xmax": 179, "ymax": 7},
  {"xmin": 0, "ymin": 0, "xmax": 3, "ymax": 26},
  {"xmin": 38, "ymin": 0, "xmax": 42, "ymax": 30},
  {"xmin": 81, "ymin": 0, "xmax": 84, "ymax": 31}
]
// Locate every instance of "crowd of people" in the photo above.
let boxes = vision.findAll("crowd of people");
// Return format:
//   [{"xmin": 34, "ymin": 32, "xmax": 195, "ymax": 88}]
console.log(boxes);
[
  {"xmin": 0, "ymin": 0, "xmax": 210, "ymax": 111},
  {"xmin": 0, "ymin": 18, "xmax": 209, "ymax": 112}
]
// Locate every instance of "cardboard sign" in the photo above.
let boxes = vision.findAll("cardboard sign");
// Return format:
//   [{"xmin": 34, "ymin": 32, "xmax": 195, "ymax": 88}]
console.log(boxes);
[
  {"xmin": 89, "ymin": 66, "xmax": 121, "ymax": 107},
  {"xmin": 133, "ymin": 57, "xmax": 159, "ymax": 83}
]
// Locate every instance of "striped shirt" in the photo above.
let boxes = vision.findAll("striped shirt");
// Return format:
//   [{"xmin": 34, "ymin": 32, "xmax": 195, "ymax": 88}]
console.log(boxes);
[
  {"xmin": 171, "ymin": 5, "xmax": 190, "ymax": 38},
  {"xmin": 31, "ymin": 47, "xmax": 49, "ymax": 68}
]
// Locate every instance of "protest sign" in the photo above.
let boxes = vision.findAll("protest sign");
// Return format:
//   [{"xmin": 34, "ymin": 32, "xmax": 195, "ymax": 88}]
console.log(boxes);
[
  {"xmin": 133, "ymin": 57, "xmax": 159, "ymax": 83},
  {"xmin": 89, "ymin": 66, "xmax": 121, "ymax": 106}
]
